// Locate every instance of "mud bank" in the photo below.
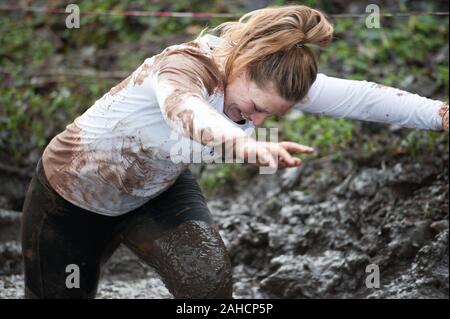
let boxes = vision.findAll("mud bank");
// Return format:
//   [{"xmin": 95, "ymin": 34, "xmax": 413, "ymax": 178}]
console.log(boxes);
[{"xmin": 207, "ymin": 148, "xmax": 449, "ymax": 298}]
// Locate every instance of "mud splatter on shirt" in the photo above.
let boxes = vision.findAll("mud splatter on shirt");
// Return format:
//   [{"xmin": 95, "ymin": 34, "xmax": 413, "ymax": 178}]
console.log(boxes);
[{"xmin": 42, "ymin": 35, "xmax": 249, "ymax": 216}]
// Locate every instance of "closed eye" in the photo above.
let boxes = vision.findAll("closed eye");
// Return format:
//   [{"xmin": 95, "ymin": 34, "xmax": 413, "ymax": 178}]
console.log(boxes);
[{"xmin": 253, "ymin": 102, "xmax": 268, "ymax": 114}]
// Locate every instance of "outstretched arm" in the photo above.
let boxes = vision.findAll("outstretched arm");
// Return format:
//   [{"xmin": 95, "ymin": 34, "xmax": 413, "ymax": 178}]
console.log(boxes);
[{"xmin": 294, "ymin": 73, "xmax": 449, "ymax": 131}]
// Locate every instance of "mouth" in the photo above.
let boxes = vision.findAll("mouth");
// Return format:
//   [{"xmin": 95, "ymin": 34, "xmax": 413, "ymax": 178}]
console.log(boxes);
[{"xmin": 226, "ymin": 104, "xmax": 249, "ymax": 124}]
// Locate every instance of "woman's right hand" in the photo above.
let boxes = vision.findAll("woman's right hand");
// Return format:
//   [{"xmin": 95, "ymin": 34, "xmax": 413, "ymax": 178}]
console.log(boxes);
[{"xmin": 234, "ymin": 139, "xmax": 315, "ymax": 169}]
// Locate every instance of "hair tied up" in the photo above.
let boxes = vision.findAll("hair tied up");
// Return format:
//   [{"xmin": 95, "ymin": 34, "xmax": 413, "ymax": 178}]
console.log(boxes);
[{"xmin": 197, "ymin": 4, "xmax": 334, "ymax": 100}]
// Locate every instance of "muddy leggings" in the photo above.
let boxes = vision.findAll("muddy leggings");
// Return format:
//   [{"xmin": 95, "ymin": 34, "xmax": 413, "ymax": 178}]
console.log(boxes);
[{"xmin": 21, "ymin": 158, "xmax": 232, "ymax": 299}]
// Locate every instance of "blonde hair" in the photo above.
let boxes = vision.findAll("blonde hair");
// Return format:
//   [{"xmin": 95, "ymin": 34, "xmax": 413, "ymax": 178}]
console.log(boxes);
[{"xmin": 196, "ymin": 5, "xmax": 334, "ymax": 102}]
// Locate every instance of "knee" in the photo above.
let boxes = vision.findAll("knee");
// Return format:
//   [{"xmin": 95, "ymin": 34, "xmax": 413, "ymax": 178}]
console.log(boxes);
[
  {"xmin": 193, "ymin": 252, "xmax": 233, "ymax": 298},
  {"xmin": 158, "ymin": 221, "xmax": 234, "ymax": 298},
  {"xmin": 172, "ymin": 250, "xmax": 233, "ymax": 299}
]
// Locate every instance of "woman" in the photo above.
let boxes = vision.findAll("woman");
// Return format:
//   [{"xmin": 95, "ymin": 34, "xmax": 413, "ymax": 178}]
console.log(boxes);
[{"xmin": 21, "ymin": 5, "xmax": 448, "ymax": 298}]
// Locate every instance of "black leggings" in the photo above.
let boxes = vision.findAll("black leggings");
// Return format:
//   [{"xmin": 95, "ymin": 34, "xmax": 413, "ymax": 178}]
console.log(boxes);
[{"xmin": 21, "ymin": 158, "xmax": 232, "ymax": 299}]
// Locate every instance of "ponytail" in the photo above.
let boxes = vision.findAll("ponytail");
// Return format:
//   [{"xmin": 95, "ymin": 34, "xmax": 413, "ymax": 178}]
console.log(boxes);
[{"xmin": 197, "ymin": 5, "xmax": 334, "ymax": 101}]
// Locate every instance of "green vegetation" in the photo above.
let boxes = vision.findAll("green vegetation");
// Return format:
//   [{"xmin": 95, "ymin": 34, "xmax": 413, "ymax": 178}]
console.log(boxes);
[
  {"xmin": 0, "ymin": 1, "xmax": 448, "ymax": 195},
  {"xmin": 265, "ymin": 115, "xmax": 354, "ymax": 158},
  {"xmin": 199, "ymin": 164, "xmax": 248, "ymax": 195}
]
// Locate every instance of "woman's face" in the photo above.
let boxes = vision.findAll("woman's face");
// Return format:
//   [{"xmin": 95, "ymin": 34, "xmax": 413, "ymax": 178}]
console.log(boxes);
[{"xmin": 223, "ymin": 71, "xmax": 295, "ymax": 127}]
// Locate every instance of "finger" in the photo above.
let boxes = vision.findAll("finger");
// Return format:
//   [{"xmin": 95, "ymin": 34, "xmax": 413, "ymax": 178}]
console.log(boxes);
[
  {"xmin": 282, "ymin": 157, "xmax": 302, "ymax": 168},
  {"xmin": 280, "ymin": 141, "xmax": 315, "ymax": 154},
  {"xmin": 277, "ymin": 147, "xmax": 296, "ymax": 165},
  {"xmin": 257, "ymin": 149, "xmax": 277, "ymax": 168},
  {"xmin": 278, "ymin": 158, "xmax": 288, "ymax": 168},
  {"xmin": 279, "ymin": 141, "xmax": 315, "ymax": 154},
  {"xmin": 267, "ymin": 144, "xmax": 295, "ymax": 165},
  {"xmin": 293, "ymin": 157, "xmax": 302, "ymax": 166}
]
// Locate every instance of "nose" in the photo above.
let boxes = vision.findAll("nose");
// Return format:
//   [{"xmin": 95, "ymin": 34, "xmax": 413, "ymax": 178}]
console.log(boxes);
[{"xmin": 251, "ymin": 113, "xmax": 268, "ymax": 127}]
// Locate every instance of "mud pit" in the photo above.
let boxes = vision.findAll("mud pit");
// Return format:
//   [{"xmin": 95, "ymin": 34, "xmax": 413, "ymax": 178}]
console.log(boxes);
[{"xmin": 0, "ymin": 138, "xmax": 448, "ymax": 299}]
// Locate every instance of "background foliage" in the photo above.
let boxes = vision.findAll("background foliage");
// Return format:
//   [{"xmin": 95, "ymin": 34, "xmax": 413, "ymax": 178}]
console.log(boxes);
[{"xmin": 0, "ymin": 0, "xmax": 448, "ymax": 194}]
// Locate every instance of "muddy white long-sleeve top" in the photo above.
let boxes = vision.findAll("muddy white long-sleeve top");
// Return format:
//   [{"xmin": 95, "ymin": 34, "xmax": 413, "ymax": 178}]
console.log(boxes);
[
  {"xmin": 42, "ymin": 34, "xmax": 448, "ymax": 216},
  {"xmin": 43, "ymin": 35, "xmax": 250, "ymax": 216},
  {"xmin": 294, "ymin": 73, "xmax": 448, "ymax": 130}
]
